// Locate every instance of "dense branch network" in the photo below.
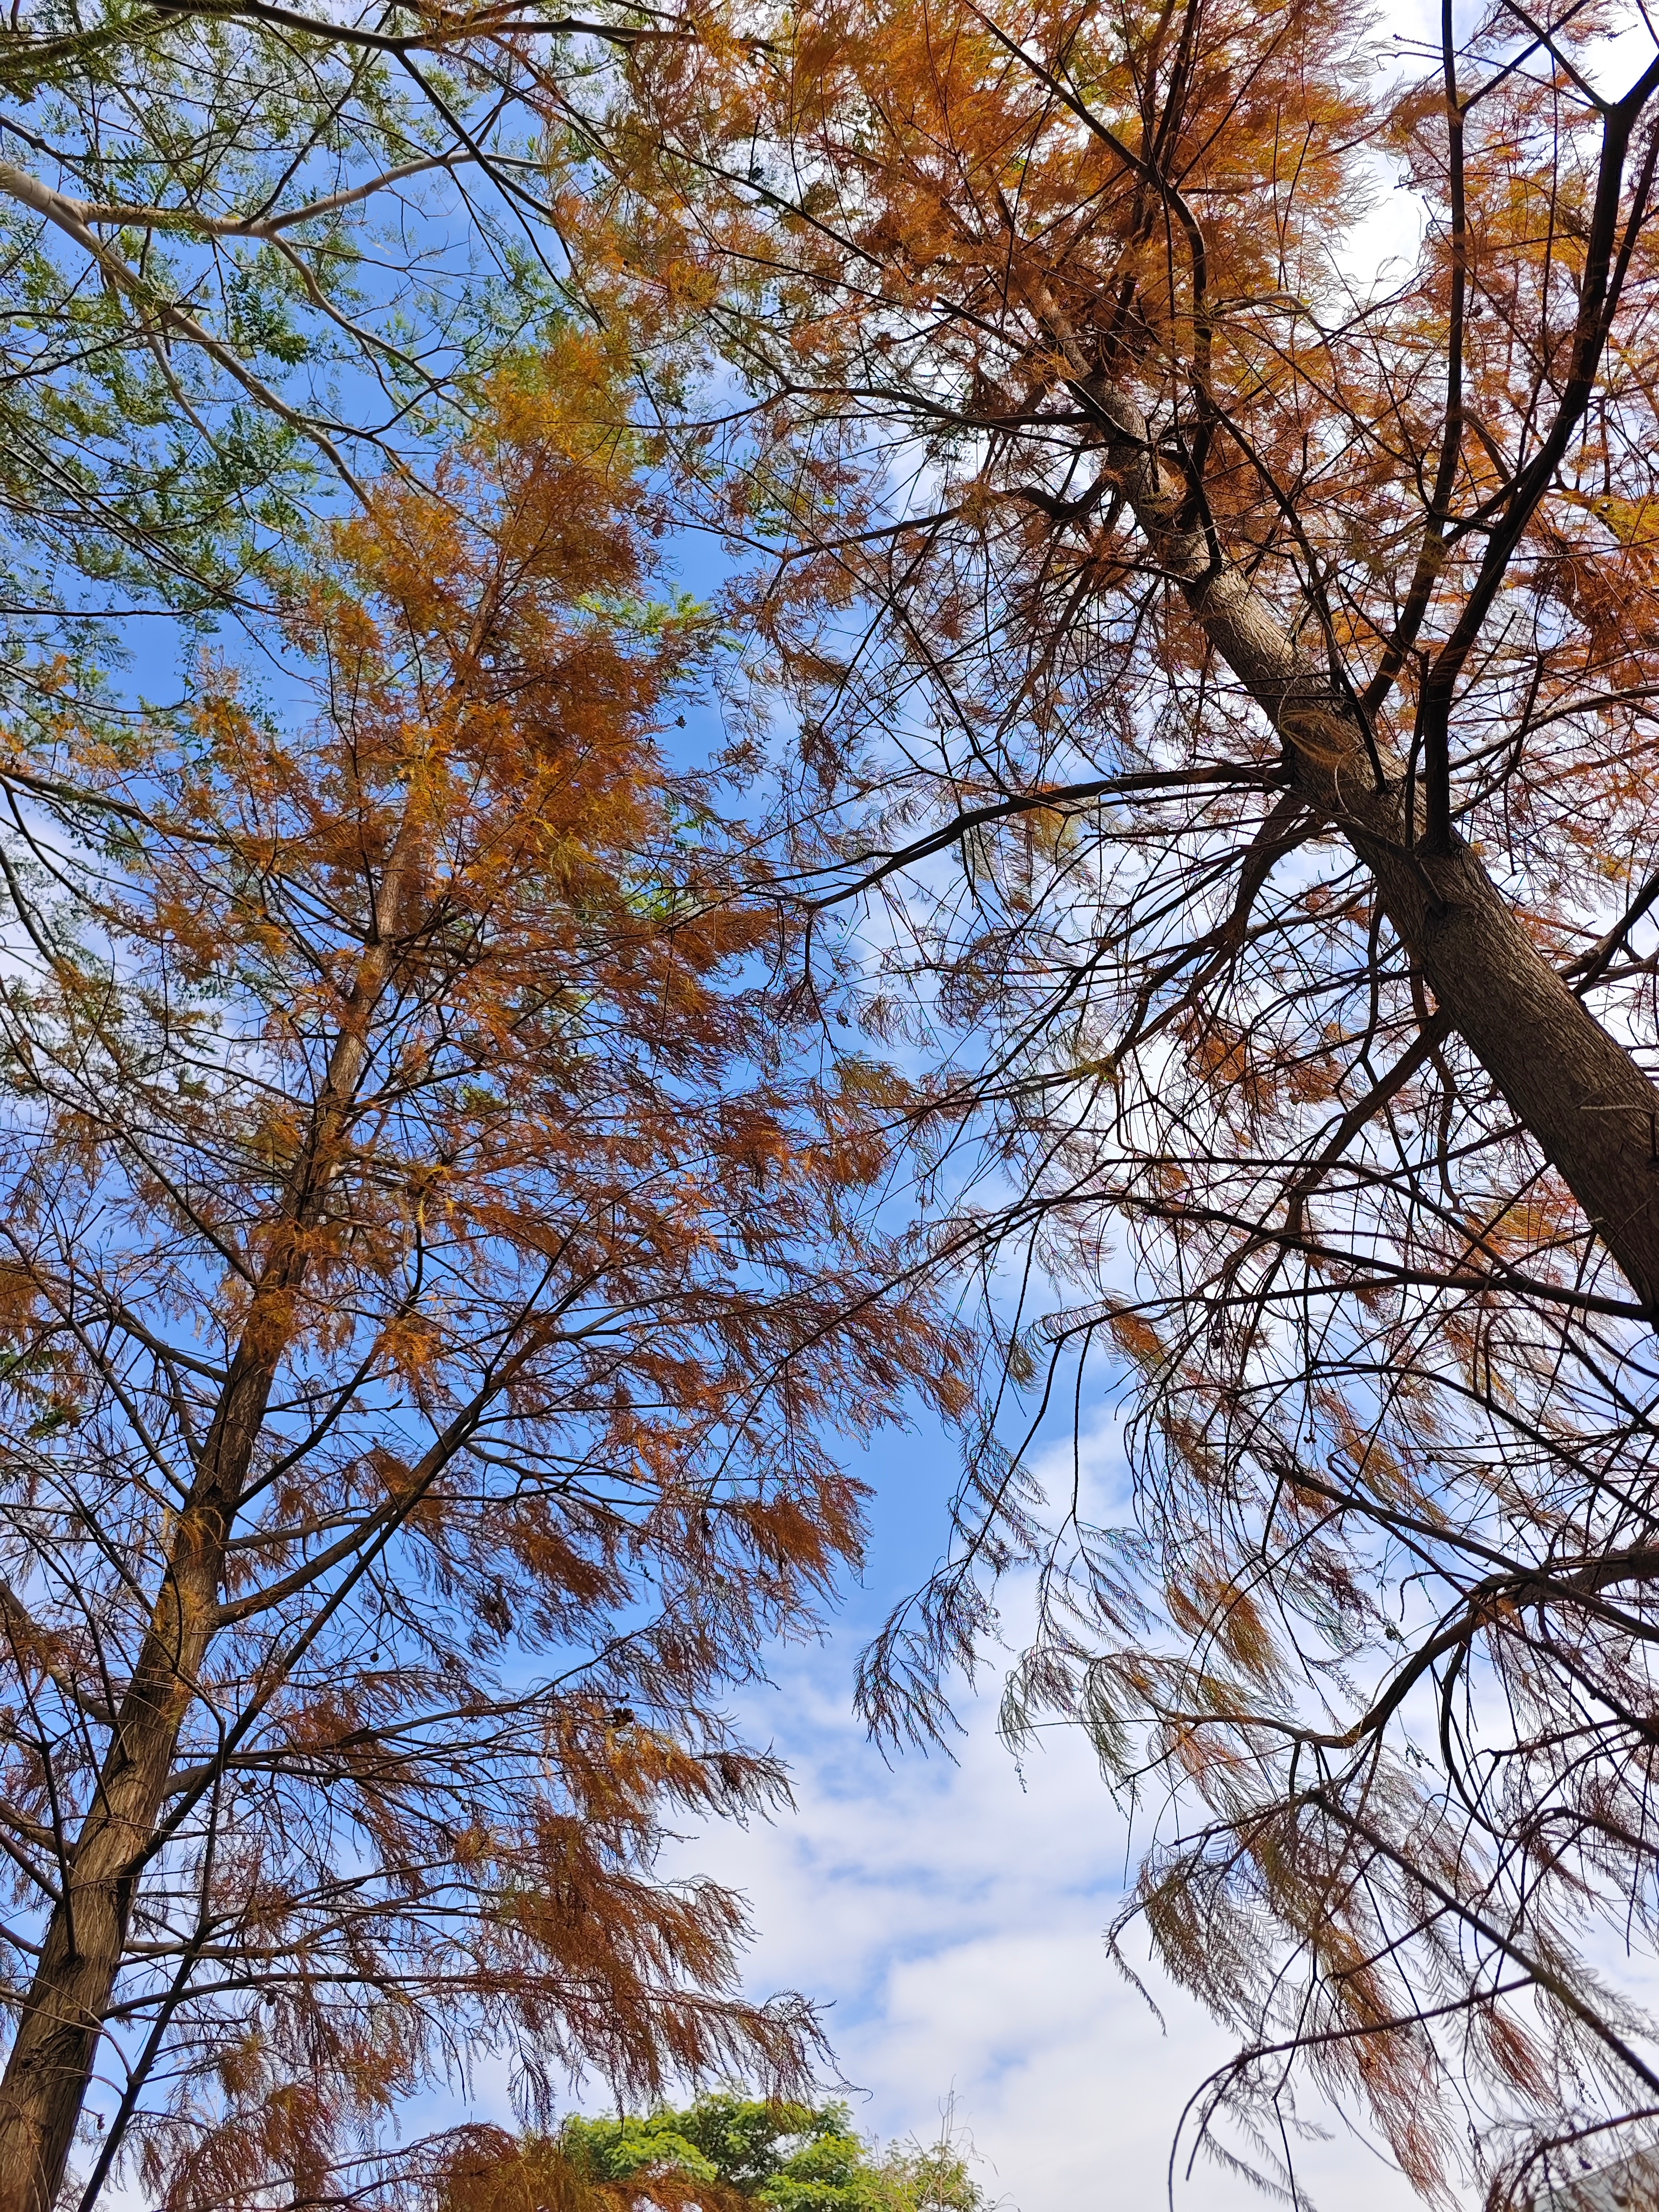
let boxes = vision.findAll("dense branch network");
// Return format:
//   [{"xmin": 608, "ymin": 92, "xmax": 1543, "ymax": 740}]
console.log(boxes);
[{"xmin": 544, "ymin": 0, "xmax": 1659, "ymax": 2198}]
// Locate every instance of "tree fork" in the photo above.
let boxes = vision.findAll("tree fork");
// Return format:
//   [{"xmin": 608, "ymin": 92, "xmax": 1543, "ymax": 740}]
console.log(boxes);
[{"xmin": 1082, "ymin": 377, "xmax": 1659, "ymax": 1319}]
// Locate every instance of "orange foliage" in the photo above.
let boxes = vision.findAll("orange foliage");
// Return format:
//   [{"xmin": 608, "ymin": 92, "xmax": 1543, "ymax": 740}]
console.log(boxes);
[
  {"xmin": 0, "ymin": 357, "xmax": 963, "ymax": 2210},
  {"xmin": 540, "ymin": 0, "xmax": 1659, "ymax": 2199}
]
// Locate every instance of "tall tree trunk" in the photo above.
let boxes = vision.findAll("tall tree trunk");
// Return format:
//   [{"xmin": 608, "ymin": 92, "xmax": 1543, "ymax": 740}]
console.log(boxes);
[
  {"xmin": 1082, "ymin": 376, "xmax": 1659, "ymax": 1317},
  {"xmin": 0, "ymin": 841, "xmax": 410, "ymax": 2212},
  {"xmin": 0, "ymin": 1345, "xmax": 282, "ymax": 2212}
]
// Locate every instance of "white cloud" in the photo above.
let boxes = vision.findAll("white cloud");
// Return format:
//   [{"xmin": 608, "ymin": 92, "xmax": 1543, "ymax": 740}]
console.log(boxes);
[{"xmin": 660, "ymin": 1647, "xmax": 1423, "ymax": 2212}]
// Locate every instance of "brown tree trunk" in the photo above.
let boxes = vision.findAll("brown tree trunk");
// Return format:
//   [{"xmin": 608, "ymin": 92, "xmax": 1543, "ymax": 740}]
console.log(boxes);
[
  {"xmin": 0, "ymin": 1350, "xmax": 279, "ymax": 2212},
  {"xmin": 1083, "ymin": 376, "xmax": 1659, "ymax": 1317},
  {"xmin": 0, "ymin": 843, "xmax": 409, "ymax": 2212}
]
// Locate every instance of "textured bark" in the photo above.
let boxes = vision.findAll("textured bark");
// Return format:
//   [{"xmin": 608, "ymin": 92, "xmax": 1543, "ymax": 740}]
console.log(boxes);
[{"xmin": 1084, "ymin": 376, "xmax": 1659, "ymax": 1317}]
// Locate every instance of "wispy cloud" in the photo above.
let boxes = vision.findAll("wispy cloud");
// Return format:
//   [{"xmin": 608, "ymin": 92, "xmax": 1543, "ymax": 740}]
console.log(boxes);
[{"xmin": 662, "ymin": 1646, "xmax": 1421, "ymax": 2212}]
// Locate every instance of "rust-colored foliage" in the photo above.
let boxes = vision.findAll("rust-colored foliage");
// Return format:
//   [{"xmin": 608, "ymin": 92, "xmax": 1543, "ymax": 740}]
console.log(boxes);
[
  {"xmin": 538, "ymin": 0, "xmax": 1659, "ymax": 2201},
  {"xmin": 0, "ymin": 348, "xmax": 963, "ymax": 2212}
]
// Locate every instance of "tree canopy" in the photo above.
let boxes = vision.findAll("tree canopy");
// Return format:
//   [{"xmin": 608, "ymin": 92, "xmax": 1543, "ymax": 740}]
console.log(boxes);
[
  {"xmin": 0, "ymin": 340, "xmax": 963, "ymax": 2212},
  {"xmin": 437, "ymin": 2094, "xmax": 990, "ymax": 2212},
  {"xmin": 17, "ymin": 0, "xmax": 1659, "ymax": 2206},
  {"xmin": 562, "ymin": 0, "xmax": 1659, "ymax": 2200}
]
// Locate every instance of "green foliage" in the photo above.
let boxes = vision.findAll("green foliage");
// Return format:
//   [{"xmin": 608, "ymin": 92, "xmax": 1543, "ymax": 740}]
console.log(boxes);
[
  {"xmin": 556, "ymin": 2096, "xmax": 990, "ymax": 2212},
  {"xmin": 0, "ymin": 0, "xmax": 609, "ymax": 743}
]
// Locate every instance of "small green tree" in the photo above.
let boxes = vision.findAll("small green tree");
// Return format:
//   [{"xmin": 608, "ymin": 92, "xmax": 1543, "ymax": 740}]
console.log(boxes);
[{"xmin": 437, "ymin": 2095, "xmax": 993, "ymax": 2212}]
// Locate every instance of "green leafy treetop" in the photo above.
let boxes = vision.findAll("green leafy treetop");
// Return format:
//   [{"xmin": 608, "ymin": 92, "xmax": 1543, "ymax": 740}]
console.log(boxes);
[{"xmin": 435, "ymin": 2095, "xmax": 994, "ymax": 2212}]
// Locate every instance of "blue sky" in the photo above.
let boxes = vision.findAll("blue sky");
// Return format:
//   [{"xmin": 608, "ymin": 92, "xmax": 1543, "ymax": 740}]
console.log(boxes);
[
  {"xmin": 639, "ymin": 1413, "xmax": 1425, "ymax": 2212},
  {"xmin": 419, "ymin": 1399, "xmax": 1425, "ymax": 2212}
]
